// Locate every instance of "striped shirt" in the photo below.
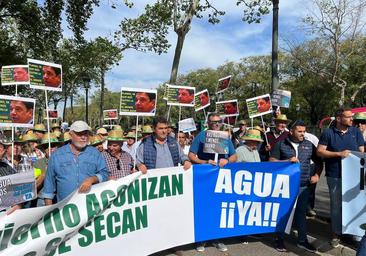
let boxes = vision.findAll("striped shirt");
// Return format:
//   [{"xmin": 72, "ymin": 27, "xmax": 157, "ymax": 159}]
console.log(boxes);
[{"xmin": 102, "ymin": 150, "xmax": 133, "ymax": 179}]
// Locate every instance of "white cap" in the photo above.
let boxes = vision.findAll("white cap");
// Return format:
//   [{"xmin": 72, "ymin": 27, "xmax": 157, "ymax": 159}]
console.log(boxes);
[{"xmin": 70, "ymin": 121, "xmax": 91, "ymax": 132}]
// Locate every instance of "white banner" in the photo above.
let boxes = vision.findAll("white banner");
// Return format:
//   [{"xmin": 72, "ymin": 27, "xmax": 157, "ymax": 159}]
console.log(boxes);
[
  {"xmin": 342, "ymin": 152, "xmax": 366, "ymax": 237},
  {"xmin": 0, "ymin": 167, "xmax": 194, "ymax": 256}
]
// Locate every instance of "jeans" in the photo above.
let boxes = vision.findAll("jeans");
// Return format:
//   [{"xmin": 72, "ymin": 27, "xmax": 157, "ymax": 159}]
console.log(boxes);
[
  {"xmin": 278, "ymin": 185, "xmax": 310, "ymax": 242},
  {"xmin": 326, "ymin": 176, "xmax": 342, "ymax": 235}
]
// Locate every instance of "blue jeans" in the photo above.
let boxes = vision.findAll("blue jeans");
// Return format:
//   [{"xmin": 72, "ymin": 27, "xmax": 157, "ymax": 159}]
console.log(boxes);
[
  {"xmin": 278, "ymin": 185, "xmax": 310, "ymax": 242},
  {"xmin": 326, "ymin": 177, "xmax": 342, "ymax": 235},
  {"xmin": 294, "ymin": 186, "xmax": 310, "ymax": 242},
  {"xmin": 357, "ymin": 233, "xmax": 366, "ymax": 256}
]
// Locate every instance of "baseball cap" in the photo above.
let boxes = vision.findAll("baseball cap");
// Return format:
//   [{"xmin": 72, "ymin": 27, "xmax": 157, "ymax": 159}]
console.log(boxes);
[{"xmin": 70, "ymin": 121, "xmax": 91, "ymax": 133}]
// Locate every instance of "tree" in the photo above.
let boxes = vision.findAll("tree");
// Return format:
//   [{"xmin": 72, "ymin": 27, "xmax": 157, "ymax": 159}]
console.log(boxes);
[{"xmin": 299, "ymin": 0, "xmax": 366, "ymax": 107}]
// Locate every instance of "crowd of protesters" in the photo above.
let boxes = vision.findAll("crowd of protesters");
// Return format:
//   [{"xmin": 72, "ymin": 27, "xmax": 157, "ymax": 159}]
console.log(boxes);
[{"xmin": 1, "ymin": 108, "xmax": 366, "ymax": 255}]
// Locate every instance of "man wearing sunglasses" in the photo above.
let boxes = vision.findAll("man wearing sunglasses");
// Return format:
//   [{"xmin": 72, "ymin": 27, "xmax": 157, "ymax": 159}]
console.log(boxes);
[{"xmin": 188, "ymin": 113, "xmax": 237, "ymax": 253}]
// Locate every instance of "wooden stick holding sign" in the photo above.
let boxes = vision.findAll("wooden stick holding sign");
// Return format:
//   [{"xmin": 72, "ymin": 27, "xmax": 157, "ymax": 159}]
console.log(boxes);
[{"xmin": 44, "ymin": 90, "xmax": 51, "ymax": 155}]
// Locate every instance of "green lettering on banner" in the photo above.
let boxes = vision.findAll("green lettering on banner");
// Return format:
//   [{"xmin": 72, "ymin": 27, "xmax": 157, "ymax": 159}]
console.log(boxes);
[
  {"xmin": 113, "ymin": 185, "xmax": 127, "ymax": 207},
  {"xmin": 100, "ymin": 190, "xmax": 115, "ymax": 209},
  {"xmin": 141, "ymin": 178, "xmax": 147, "ymax": 201},
  {"xmin": 62, "ymin": 204, "xmax": 80, "ymax": 228},
  {"xmin": 24, "ymin": 252, "xmax": 36, "ymax": 256},
  {"xmin": 172, "ymin": 174, "xmax": 183, "ymax": 196},
  {"xmin": 58, "ymin": 232, "xmax": 74, "ymax": 254},
  {"xmin": 122, "ymin": 209, "xmax": 135, "ymax": 234},
  {"xmin": 159, "ymin": 176, "xmax": 172, "ymax": 197},
  {"xmin": 106, "ymin": 212, "xmax": 121, "ymax": 238},
  {"xmin": 10, "ymin": 224, "xmax": 31, "ymax": 245},
  {"xmin": 94, "ymin": 216, "xmax": 106, "ymax": 243},
  {"xmin": 78, "ymin": 223, "xmax": 93, "ymax": 247},
  {"xmin": 86, "ymin": 194, "xmax": 101, "ymax": 220},
  {"xmin": 148, "ymin": 177, "xmax": 158, "ymax": 199},
  {"xmin": 44, "ymin": 208, "xmax": 64, "ymax": 234},
  {"xmin": 0, "ymin": 223, "xmax": 14, "ymax": 251},
  {"xmin": 135, "ymin": 205, "xmax": 148, "ymax": 230},
  {"xmin": 30, "ymin": 222, "xmax": 41, "ymax": 239},
  {"xmin": 44, "ymin": 237, "xmax": 62, "ymax": 256},
  {"xmin": 128, "ymin": 180, "xmax": 140, "ymax": 204}
]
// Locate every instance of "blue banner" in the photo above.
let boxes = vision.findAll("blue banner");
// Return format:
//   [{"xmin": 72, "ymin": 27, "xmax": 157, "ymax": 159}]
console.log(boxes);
[{"xmin": 193, "ymin": 162, "xmax": 301, "ymax": 242}]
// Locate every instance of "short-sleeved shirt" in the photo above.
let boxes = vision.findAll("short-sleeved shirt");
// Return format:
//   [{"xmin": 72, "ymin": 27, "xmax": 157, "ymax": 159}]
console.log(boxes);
[
  {"xmin": 189, "ymin": 130, "xmax": 236, "ymax": 161},
  {"xmin": 236, "ymin": 145, "xmax": 260, "ymax": 163},
  {"xmin": 318, "ymin": 126, "xmax": 364, "ymax": 178}
]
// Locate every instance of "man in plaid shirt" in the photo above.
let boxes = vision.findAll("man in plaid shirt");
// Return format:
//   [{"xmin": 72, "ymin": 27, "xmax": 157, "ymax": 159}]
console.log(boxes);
[{"xmin": 102, "ymin": 130, "xmax": 133, "ymax": 180}]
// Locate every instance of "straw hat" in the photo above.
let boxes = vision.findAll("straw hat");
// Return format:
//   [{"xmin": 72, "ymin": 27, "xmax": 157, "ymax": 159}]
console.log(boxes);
[
  {"xmin": 89, "ymin": 134, "xmax": 105, "ymax": 146},
  {"xmin": 238, "ymin": 120, "xmax": 247, "ymax": 125},
  {"xmin": 113, "ymin": 125, "xmax": 123, "ymax": 131},
  {"xmin": 96, "ymin": 127, "xmax": 108, "ymax": 135},
  {"xmin": 107, "ymin": 130, "xmax": 126, "ymax": 142},
  {"xmin": 36, "ymin": 133, "xmax": 62, "ymax": 149},
  {"xmin": 253, "ymin": 125, "xmax": 264, "ymax": 133},
  {"xmin": 51, "ymin": 122, "xmax": 61, "ymax": 129},
  {"xmin": 125, "ymin": 131, "xmax": 142, "ymax": 139},
  {"xmin": 20, "ymin": 133, "xmax": 38, "ymax": 143},
  {"xmin": 61, "ymin": 131, "xmax": 72, "ymax": 143},
  {"xmin": 354, "ymin": 112, "xmax": 366, "ymax": 120},
  {"xmin": 33, "ymin": 123, "xmax": 47, "ymax": 132},
  {"xmin": 142, "ymin": 125, "xmax": 153, "ymax": 134},
  {"xmin": 274, "ymin": 114, "xmax": 291, "ymax": 123},
  {"xmin": 240, "ymin": 129, "xmax": 263, "ymax": 142},
  {"xmin": 54, "ymin": 130, "xmax": 62, "ymax": 138},
  {"xmin": 0, "ymin": 138, "xmax": 12, "ymax": 146}
]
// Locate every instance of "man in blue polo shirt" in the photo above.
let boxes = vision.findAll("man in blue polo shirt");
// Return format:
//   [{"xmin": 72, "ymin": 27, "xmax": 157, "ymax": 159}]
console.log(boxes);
[
  {"xmin": 317, "ymin": 108, "xmax": 364, "ymax": 247},
  {"xmin": 188, "ymin": 112, "xmax": 237, "ymax": 252}
]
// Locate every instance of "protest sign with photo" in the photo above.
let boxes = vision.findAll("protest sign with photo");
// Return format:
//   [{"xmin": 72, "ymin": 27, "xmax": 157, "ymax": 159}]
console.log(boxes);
[
  {"xmin": 0, "ymin": 95, "xmax": 35, "ymax": 128},
  {"xmin": 1, "ymin": 65, "xmax": 29, "ymax": 86},
  {"xmin": 203, "ymin": 130, "xmax": 230, "ymax": 154},
  {"xmin": 44, "ymin": 110, "xmax": 58, "ymax": 119},
  {"xmin": 216, "ymin": 99, "xmax": 239, "ymax": 117},
  {"xmin": 103, "ymin": 109, "xmax": 118, "ymax": 120},
  {"xmin": 120, "ymin": 87, "xmax": 157, "ymax": 116},
  {"xmin": 178, "ymin": 118, "xmax": 196, "ymax": 133},
  {"xmin": 272, "ymin": 89, "xmax": 291, "ymax": 108},
  {"xmin": 217, "ymin": 75, "xmax": 232, "ymax": 94},
  {"xmin": 28, "ymin": 59, "xmax": 62, "ymax": 92},
  {"xmin": 0, "ymin": 171, "xmax": 36, "ymax": 211},
  {"xmin": 194, "ymin": 89, "xmax": 210, "ymax": 111},
  {"xmin": 246, "ymin": 94, "xmax": 272, "ymax": 118},
  {"xmin": 166, "ymin": 84, "xmax": 195, "ymax": 107}
]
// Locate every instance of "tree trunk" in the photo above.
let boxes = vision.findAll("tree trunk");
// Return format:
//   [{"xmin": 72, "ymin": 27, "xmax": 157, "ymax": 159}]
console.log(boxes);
[
  {"xmin": 169, "ymin": 32, "xmax": 187, "ymax": 84},
  {"xmin": 99, "ymin": 70, "xmax": 105, "ymax": 127},
  {"xmin": 70, "ymin": 94, "xmax": 74, "ymax": 121}
]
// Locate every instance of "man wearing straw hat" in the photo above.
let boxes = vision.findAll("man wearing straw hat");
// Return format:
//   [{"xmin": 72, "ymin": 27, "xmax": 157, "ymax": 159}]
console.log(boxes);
[
  {"xmin": 259, "ymin": 114, "xmax": 290, "ymax": 161},
  {"xmin": 102, "ymin": 130, "xmax": 133, "ymax": 180},
  {"xmin": 136, "ymin": 117, "xmax": 191, "ymax": 173},
  {"xmin": 232, "ymin": 120, "xmax": 247, "ymax": 148},
  {"xmin": 122, "ymin": 130, "xmax": 142, "ymax": 161},
  {"xmin": 43, "ymin": 120, "xmax": 108, "ymax": 204},
  {"xmin": 236, "ymin": 129, "xmax": 262, "ymax": 163},
  {"xmin": 270, "ymin": 120, "xmax": 322, "ymax": 253},
  {"xmin": 32, "ymin": 123, "xmax": 47, "ymax": 140}
]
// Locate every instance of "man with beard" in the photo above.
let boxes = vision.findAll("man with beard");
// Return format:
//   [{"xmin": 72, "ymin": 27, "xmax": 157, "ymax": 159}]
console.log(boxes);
[{"xmin": 42, "ymin": 121, "xmax": 108, "ymax": 204}]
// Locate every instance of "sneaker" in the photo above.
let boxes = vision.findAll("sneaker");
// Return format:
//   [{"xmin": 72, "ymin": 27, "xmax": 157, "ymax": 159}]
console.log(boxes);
[
  {"xmin": 213, "ymin": 242, "xmax": 228, "ymax": 252},
  {"xmin": 196, "ymin": 243, "xmax": 205, "ymax": 252},
  {"xmin": 297, "ymin": 240, "xmax": 317, "ymax": 253},
  {"xmin": 330, "ymin": 237, "xmax": 340, "ymax": 248},
  {"xmin": 275, "ymin": 238, "xmax": 288, "ymax": 252},
  {"xmin": 306, "ymin": 209, "xmax": 317, "ymax": 217}
]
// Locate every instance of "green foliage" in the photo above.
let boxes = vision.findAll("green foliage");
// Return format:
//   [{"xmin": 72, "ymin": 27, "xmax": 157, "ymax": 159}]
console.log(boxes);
[{"xmin": 237, "ymin": 0, "xmax": 271, "ymax": 23}]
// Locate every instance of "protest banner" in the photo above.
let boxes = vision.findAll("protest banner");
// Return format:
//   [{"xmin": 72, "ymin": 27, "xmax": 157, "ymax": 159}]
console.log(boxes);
[
  {"xmin": 194, "ymin": 89, "xmax": 210, "ymax": 112},
  {"xmin": 119, "ymin": 87, "xmax": 157, "ymax": 116},
  {"xmin": 0, "ymin": 95, "xmax": 35, "ymax": 128},
  {"xmin": 272, "ymin": 90, "xmax": 291, "ymax": 108},
  {"xmin": 0, "ymin": 163, "xmax": 300, "ymax": 256},
  {"xmin": 217, "ymin": 75, "xmax": 231, "ymax": 94},
  {"xmin": 103, "ymin": 109, "xmax": 118, "ymax": 120},
  {"xmin": 342, "ymin": 152, "xmax": 366, "ymax": 237},
  {"xmin": 178, "ymin": 118, "xmax": 196, "ymax": 133},
  {"xmin": 28, "ymin": 59, "xmax": 62, "ymax": 92},
  {"xmin": 0, "ymin": 171, "xmax": 36, "ymax": 211},
  {"xmin": 1, "ymin": 65, "xmax": 29, "ymax": 86},
  {"xmin": 246, "ymin": 94, "xmax": 272, "ymax": 118},
  {"xmin": 166, "ymin": 84, "xmax": 195, "ymax": 107},
  {"xmin": 203, "ymin": 130, "xmax": 230, "ymax": 154},
  {"xmin": 44, "ymin": 110, "xmax": 58, "ymax": 120}
]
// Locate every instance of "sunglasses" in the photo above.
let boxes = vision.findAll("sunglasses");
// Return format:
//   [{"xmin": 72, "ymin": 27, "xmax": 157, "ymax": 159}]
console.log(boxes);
[
  {"xmin": 209, "ymin": 120, "xmax": 223, "ymax": 124},
  {"xmin": 116, "ymin": 159, "xmax": 120, "ymax": 170}
]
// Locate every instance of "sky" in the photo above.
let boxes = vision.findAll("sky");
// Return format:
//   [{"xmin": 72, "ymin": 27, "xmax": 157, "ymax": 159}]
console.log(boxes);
[{"xmin": 61, "ymin": 0, "xmax": 311, "ymax": 93}]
